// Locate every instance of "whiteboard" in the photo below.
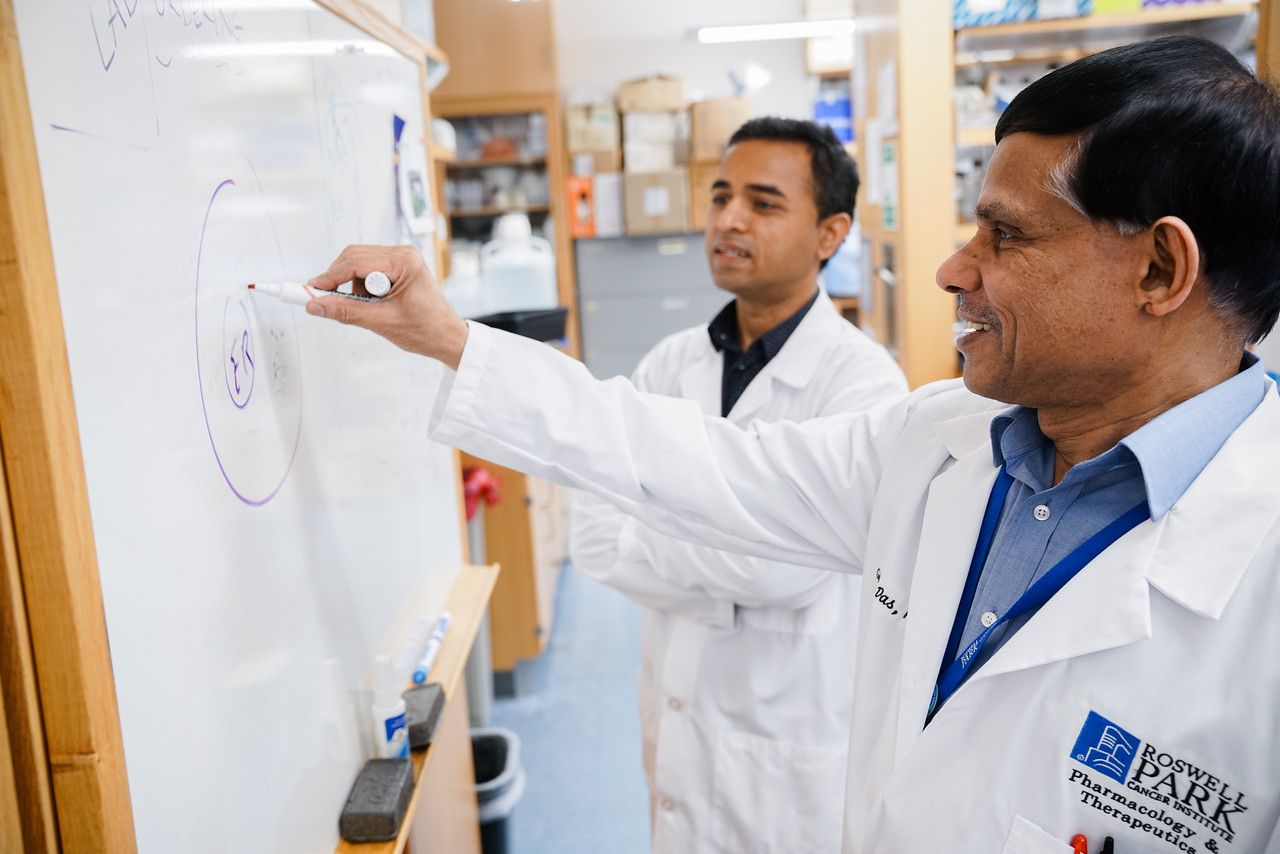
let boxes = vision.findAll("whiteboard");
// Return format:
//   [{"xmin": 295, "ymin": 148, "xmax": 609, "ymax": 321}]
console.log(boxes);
[{"xmin": 12, "ymin": 3, "xmax": 461, "ymax": 852}]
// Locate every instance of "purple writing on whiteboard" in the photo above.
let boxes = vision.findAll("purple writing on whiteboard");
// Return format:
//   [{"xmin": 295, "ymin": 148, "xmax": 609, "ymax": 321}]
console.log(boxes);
[
  {"xmin": 87, "ymin": 0, "xmax": 244, "ymax": 74},
  {"xmin": 194, "ymin": 174, "xmax": 302, "ymax": 507},
  {"xmin": 224, "ymin": 298, "xmax": 255, "ymax": 410}
]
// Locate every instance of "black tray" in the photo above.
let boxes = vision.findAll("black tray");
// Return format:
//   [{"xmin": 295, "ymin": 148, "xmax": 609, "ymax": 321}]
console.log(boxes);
[{"xmin": 470, "ymin": 307, "xmax": 568, "ymax": 343}]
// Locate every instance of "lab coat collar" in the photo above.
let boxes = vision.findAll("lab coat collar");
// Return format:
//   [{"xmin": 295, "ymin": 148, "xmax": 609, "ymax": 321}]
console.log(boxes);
[
  {"xmin": 1142, "ymin": 375, "xmax": 1280, "ymax": 618},
  {"xmin": 894, "ymin": 445, "xmax": 1001, "ymax": 754},
  {"xmin": 722, "ymin": 291, "xmax": 847, "ymax": 422},
  {"xmin": 932, "ymin": 400, "xmax": 1014, "ymax": 459}
]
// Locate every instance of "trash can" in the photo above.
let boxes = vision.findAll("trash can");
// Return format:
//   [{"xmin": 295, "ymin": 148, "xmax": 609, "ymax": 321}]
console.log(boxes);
[{"xmin": 472, "ymin": 726, "xmax": 526, "ymax": 854}]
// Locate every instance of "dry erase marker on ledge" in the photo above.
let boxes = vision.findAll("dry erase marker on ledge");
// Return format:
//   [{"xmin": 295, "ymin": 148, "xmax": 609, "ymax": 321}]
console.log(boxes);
[
  {"xmin": 248, "ymin": 271, "xmax": 392, "ymax": 304},
  {"xmin": 411, "ymin": 611, "xmax": 453, "ymax": 684}
]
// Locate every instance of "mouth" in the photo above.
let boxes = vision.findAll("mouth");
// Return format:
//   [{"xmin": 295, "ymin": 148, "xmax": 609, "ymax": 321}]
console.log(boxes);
[
  {"xmin": 714, "ymin": 245, "xmax": 751, "ymax": 262},
  {"xmin": 953, "ymin": 318, "xmax": 995, "ymax": 343}
]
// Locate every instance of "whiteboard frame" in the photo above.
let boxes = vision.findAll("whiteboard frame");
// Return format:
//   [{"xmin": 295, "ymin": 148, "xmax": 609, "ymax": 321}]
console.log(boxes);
[{"xmin": 0, "ymin": 1, "xmax": 456, "ymax": 849}]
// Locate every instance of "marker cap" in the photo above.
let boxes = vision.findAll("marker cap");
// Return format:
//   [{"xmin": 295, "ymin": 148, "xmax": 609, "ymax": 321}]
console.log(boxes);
[{"xmin": 365, "ymin": 271, "xmax": 391, "ymax": 297}]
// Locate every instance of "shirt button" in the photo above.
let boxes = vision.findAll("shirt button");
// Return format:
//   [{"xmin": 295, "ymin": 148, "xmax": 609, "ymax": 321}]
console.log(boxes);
[
  {"xmin": 1033, "ymin": 504, "xmax": 1051, "ymax": 521},
  {"xmin": 667, "ymin": 697, "xmax": 682, "ymax": 711},
  {"xmin": 980, "ymin": 611, "xmax": 997, "ymax": 628},
  {"xmin": 660, "ymin": 798, "xmax": 676, "ymax": 812}
]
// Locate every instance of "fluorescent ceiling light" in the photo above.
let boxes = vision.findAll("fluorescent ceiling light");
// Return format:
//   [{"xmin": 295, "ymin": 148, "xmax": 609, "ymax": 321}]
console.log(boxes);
[
  {"xmin": 183, "ymin": 39, "xmax": 401, "ymax": 60},
  {"xmin": 697, "ymin": 19, "xmax": 855, "ymax": 44}
]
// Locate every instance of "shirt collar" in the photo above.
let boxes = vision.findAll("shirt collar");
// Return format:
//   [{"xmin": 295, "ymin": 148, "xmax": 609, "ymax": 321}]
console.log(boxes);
[
  {"xmin": 1122, "ymin": 351, "xmax": 1266, "ymax": 519},
  {"xmin": 988, "ymin": 352, "xmax": 1267, "ymax": 519},
  {"xmin": 706, "ymin": 289, "xmax": 820, "ymax": 358}
]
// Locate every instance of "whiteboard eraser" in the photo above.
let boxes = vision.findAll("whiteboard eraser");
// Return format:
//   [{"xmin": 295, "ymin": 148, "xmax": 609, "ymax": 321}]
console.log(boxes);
[
  {"xmin": 338, "ymin": 758, "xmax": 413, "ymax": 842},
  {"xmin": 403, "ymin": 683, "xmax": 446, "ymax": 750}
]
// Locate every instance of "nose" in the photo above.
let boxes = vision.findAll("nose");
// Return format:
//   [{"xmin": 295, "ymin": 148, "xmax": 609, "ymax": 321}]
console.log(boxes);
[
  {"xmin": 935, "ymin": 241, "xmax": 980, "ymax": 295},
  {"xmin": 715, "ymin": 195, "xmax": 750, "ymax": 234}
]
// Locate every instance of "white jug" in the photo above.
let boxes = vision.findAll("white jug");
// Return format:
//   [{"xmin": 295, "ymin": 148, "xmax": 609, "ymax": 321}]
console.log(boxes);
[{"xmin": 480, "ymin": 213, "xmax": 557, "ymax": 313}]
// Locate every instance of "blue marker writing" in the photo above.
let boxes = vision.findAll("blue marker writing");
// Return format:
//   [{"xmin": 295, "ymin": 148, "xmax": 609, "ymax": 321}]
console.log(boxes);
[{"xmin": 412, "ymin": 611, "xmax": 453, "ymax": 684}]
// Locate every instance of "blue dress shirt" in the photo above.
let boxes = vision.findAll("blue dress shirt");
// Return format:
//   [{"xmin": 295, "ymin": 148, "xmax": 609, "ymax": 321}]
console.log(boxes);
[{"xmin": 944, "ymin": 352, "xmax": 1268, "ymax": 675}]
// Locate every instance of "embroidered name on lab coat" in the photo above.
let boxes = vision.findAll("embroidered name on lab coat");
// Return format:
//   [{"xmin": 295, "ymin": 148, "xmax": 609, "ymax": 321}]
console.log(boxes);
[{"xmin": 872, "ymin": 569, "xmax": 907, "ymax": 619}]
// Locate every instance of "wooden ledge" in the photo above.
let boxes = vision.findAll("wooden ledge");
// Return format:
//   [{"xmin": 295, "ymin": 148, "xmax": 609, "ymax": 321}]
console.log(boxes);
[{"xmin": 336, "ymin": 562, "xmax": 500, "ymax": 854}]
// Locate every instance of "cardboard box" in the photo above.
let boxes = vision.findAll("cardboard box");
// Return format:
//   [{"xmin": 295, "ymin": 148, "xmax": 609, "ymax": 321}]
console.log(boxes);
[
  {"xmin": 623, "ymin": 111, "xmax": 682, "ymax": 143},
  {"xmin": 624, "ymin": 141, "xmax": 678, "ymax": 173},
  {"xmin": 688, "ymin": 160, "xmax": 720, "ymax": 232},
  {"xmin": 617, "ymin": 74, "xmax": 686, "ymax": 113},
  {"xmin": 566, "ymin": 175, "xmax": 594, "ymax": 239},
  {"xmin": 566, "ymin": 103, "xmax": 619, "ymax": 152},
  {"xmin": 689, "ymin": 97, "xmax": 754, "ymax": 163},
  {"xmin": 624, "ymin": 169, "xmax": 690, "ymax": 235},
  {"xmin": 594, "ymin": 173, "xmax": 624, "ymax": 238},
  {"xmin": 571, "ymin": 149, "xmax": 623, "ymax": 176}
]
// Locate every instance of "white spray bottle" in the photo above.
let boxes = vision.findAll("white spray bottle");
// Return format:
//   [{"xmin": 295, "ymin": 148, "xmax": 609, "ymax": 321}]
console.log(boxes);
[{"xmin": 370, "ymin": 654, "xmax": 409, "ymax": 759}]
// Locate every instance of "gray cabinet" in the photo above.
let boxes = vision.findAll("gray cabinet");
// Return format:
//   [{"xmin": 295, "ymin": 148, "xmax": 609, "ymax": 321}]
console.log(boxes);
[{"xmin": 575, "ymin": 234, "xmax": 730, "ymax": 379}]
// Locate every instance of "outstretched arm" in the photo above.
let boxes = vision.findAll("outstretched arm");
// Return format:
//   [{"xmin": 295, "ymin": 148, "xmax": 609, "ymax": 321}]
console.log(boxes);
[{"xmin": 307, "ymin": 245, "xmax": 896, "ymax": 574}]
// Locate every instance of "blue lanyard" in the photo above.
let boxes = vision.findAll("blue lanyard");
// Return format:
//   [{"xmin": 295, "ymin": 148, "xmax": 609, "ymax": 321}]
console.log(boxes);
[{"xmin": 928, "ymin": 466, "xmax": 1150, "ymax": 720}]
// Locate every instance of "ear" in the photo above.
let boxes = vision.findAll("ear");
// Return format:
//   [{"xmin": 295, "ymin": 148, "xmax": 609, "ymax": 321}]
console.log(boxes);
[
  {"xmin": 1139, "ymin": 216, "xmax": 1200, "ymax": 318},
  {"xmin": 816, "ymin": 212, "xmax": 853, "ymax": 264}
]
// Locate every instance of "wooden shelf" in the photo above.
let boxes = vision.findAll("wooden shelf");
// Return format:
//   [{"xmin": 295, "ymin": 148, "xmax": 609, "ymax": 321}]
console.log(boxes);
[
  {"xmin": 429, "ymin": 144, "xmax": 456, "ymax": 164},
  {"xmin": 447, "ymin": 155, "xmax": 546, "ymax": 169},
  {"xmin": 956, "ymin": 125, "xmax": 996, "ymax": 147},
  {"xmin": 449, "ymin": 204, "xmax": 550, "ymax": 217},
  {"xmin": 335, "ymin": 563, "xmax": 500, "ymax": 854},
  {"xmin": 956, "ymin": 43, "xmax": 1098, "ymax": 67},
  {"xmin": 955, "ymin": 1, "xmax": 1255, "ymax": 39}
]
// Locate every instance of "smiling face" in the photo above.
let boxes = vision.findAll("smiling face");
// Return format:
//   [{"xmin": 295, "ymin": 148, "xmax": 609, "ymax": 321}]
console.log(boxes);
[
  {"xmin": 704, "ymin": 139, "xmax": 847, "ymax": 302},
  {"xmin": 936, "ymin": 132, "xmax": 1164, "ymax": 409}
]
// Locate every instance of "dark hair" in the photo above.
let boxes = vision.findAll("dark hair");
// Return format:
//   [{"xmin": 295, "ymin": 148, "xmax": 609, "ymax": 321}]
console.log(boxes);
[
  {"xmin": 998, "ymin": 35, "xmax": 1280, "ymax": 343},
  {"xmin": 728, "ymin": 116, "xmax": 859, "ymax": 222}
]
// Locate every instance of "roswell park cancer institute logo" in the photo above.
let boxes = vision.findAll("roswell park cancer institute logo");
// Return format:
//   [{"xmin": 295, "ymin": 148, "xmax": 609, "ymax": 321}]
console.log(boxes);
[{"xmin": 1067, "ymin": 711, "xmax": 1250, "ymax": 853}]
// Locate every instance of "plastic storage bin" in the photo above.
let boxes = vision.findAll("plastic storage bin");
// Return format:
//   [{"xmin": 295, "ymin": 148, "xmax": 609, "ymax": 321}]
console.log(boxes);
[
  {"xmin": 471, "ymin": 307, "xmax": 568, "ymax": 343},
  {"xmin": 472, "ymin": 727, "xmax": 526, "ymax": 854}
]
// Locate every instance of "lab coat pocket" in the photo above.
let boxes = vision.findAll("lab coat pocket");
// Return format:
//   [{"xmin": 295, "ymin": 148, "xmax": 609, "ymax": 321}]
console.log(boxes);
[
  {"xmin": 710, "ymin": 729, "xmax": 846, "ymax": 853},
  {"xmin": 1000, "ymin": 815, "xmax": 1073, "ymax": 854}
]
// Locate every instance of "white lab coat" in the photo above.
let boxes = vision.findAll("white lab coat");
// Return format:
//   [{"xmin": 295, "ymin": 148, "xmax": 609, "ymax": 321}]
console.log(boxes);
[
  {"xmin": 431, "ymin": 323, "xmax": 1280, "ymax": 853},
  {"xmin": 570, "ymin": 293, "xmax": 907, "ymax": 854}
]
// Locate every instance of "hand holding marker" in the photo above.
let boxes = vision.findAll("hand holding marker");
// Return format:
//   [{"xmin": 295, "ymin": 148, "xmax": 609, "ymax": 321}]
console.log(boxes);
[
  {"xmin": 248, "ymin": 270, "xmax": 392, "ymax": 304},
  {"xmin": 412, "ymin": 611, "xmax": 452, "ymax": 684}
]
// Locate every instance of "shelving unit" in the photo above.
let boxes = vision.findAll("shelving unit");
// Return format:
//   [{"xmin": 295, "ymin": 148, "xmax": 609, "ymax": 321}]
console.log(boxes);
[
  {"xmin": 450, "ymin": 155, "xmax": 547, "ymax": 169},
  {"xmin": 450, "ymin": 204, "xmax": 551, "ymax": 218},
  {"xmin": 956, "ymin": 2, "xmax": 1255, "ymax": 40},
  {"xmin": 435, "ymin": 94, "xmax": 581, "ymax": 358}
]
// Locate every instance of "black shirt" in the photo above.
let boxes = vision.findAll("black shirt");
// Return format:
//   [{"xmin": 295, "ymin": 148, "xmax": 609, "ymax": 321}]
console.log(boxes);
[{"xmin": 706, "ymin": 290, "xmax": 820, "ymax": 417}]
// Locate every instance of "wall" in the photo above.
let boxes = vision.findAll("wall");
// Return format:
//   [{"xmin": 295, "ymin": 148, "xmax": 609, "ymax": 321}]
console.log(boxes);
[{"xmin": 552, "ymin": 0, "xmax": 814, "ymax": 119}]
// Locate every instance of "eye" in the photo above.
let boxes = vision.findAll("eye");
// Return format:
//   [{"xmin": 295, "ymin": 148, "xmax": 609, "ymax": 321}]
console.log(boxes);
[
  {"xmin": 754, "ymin": 200, "xmax": 777, "ymax": 211},
  {"xmin": 711, "ymin": 194, "xmax": 729, "ymax": 207},
  {"xmin": 990, "ymin": 225, "xmax": 1016, "ymax": 248}
]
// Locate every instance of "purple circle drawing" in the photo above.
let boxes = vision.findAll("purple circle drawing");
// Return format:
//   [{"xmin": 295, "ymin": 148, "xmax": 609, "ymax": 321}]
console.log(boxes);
[
  {"xmin": 194, "ymin": 172, "xmax": 303, "ymax": 506},
  {"xmin": 223, "ymin": 297, "xmax": 256, "ymax": 410}
]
